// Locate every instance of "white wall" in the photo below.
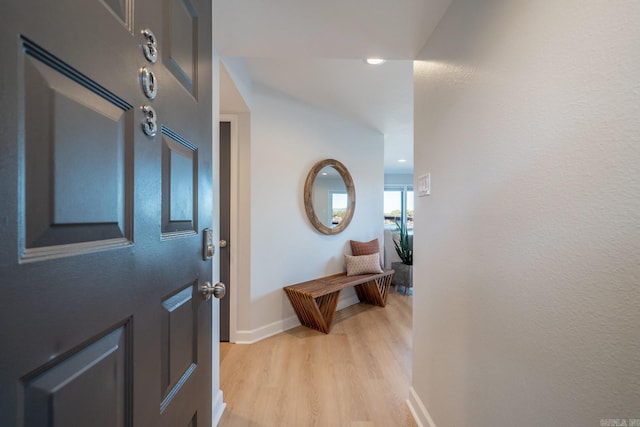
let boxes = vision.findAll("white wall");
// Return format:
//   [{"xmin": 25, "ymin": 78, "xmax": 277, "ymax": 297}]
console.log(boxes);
[
  {"xmin": 411, "ymin": 1, "xmax": 640, "ymax": 426},
  {"xmin": 220, "ymin": 57, "xmax": 252, "ymax": 111},
  {"xmin": 237, "ymin": 84, "xmax": 384, "ymax": 341},
  {"xmin": 234, "ymin": 112, "xmax": 252, "ymax": 334},
  {"xmin": 384, "ymin": 173, "xmax": 413, "ymax": 187}
]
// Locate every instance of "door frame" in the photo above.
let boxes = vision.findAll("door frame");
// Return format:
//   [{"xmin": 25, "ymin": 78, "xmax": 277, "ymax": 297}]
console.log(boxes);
[{"xmin": 220, "ymin": 114, "xmax": 239, "ymax": 343}]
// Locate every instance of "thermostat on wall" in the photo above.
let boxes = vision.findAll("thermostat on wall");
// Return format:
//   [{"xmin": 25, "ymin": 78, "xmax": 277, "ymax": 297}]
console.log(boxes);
[{"xmin": 417, "ymin": 173, "xmax": 431, "ymax": 196}]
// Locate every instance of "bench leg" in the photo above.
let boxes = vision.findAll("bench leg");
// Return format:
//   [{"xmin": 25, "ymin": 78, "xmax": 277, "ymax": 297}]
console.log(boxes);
[
  {"xmin": 284, "ymin": 289, "xmax": 341, "ymax": 334},
  {"xmin": 355, "ymin": 274, "xmax": 392, "ymax": 307}
]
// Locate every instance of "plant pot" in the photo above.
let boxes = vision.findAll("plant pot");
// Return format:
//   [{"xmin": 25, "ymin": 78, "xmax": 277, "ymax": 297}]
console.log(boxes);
[{"xmin": 391, "ymin": 262, "xmax": 413, "ymax": 295}]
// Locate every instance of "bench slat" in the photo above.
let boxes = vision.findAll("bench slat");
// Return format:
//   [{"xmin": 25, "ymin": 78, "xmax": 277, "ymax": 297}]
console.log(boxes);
[
  {"xmin": 284, "ymin": 270, "xmax": 394, "ymax": 298},
  {"xmin": 283, "ymin": 270, "xmax": 394, "ymax": 333}
]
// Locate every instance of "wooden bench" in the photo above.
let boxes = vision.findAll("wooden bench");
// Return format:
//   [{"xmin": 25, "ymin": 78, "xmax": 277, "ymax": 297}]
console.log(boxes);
[{"xmin": 283, "ymin": 270, "xmax": 394, "ymax": 334}]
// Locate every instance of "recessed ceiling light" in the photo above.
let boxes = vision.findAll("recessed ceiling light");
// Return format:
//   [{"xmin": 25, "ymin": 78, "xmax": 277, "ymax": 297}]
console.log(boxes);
[
  {"xmin": 365, "ymin": 58, "xmax": 386, "ymax": 65},
  {"xmin": 398, "ymin": 159, "xmax": 407, "ymax": 163}
]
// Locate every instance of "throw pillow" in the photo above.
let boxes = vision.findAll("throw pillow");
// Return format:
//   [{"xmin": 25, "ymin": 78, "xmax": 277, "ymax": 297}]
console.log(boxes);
[
  {"xmin": 345, "ymin": 253, "xmax": 383, "ymax": 276},
  {"xmin": 350, "ymin": 238, "xmax": 383, "ymax": 269}
]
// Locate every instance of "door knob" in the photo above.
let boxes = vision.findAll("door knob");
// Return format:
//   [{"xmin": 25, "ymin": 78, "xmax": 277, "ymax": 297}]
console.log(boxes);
[
  {"xmin": 219, "ymin": 239, "xmax": 228, "ymax": 248},
  {"xmin": 200, "ymin": 282, "xmax": 226, "ymax": 300}
]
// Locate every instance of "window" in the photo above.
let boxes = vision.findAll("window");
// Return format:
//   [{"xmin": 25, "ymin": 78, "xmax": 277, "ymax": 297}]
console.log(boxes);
[{"xmin": 384, "ymin": 186, "xmax": 413, "ymax": 229}]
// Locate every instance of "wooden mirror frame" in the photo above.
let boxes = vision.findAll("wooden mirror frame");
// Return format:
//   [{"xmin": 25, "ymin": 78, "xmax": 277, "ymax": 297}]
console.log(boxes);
[{"xmin": 303, "ymin": 159, "xmax": 356, "ymax": 235}]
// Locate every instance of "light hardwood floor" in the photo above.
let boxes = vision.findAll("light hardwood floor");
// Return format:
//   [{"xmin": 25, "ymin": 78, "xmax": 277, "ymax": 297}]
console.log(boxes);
[{"xmin": 219, "ymin": 289, "xmax": 416, "ymax": 427}]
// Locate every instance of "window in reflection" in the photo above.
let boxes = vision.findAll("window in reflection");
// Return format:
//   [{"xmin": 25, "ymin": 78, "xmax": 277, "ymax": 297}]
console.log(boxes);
[{"xmin": 330, "ymin": 192, "xmax": 348, "ymax": 226}]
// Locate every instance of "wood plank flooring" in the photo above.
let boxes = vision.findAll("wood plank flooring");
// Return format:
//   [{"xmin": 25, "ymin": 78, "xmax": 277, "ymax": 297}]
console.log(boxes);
[{"xmin": 219, "ymin": 289, "xmax": 415, "ymax": 427}]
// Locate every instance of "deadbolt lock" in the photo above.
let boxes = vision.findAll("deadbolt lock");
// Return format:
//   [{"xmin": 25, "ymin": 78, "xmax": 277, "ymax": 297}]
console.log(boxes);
[{"xmin": 203, "ymin": 228, "xmax": 214, "ymax": 260}]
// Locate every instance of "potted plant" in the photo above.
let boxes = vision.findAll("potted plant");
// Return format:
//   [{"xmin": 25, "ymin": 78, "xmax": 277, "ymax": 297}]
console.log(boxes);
[{"xmin": 391, "ymin": 220, "xmax": 413, "ymax": 294}]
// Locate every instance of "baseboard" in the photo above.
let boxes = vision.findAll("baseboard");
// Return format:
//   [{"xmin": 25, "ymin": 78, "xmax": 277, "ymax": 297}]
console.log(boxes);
[
  {"xmin": 233, "ymin": 315, "xmax": 297, "ymax": 344},
  {"xmin": 407, "ymin": 386, "xmax": 437, "ymax": 427},
  {"xmin": 212, "ymin": 389, "xmax": 226, "ymax": 426},
  {"xmin": 232, "ymin": 294, "xmax": 360, "ymax": 344}
]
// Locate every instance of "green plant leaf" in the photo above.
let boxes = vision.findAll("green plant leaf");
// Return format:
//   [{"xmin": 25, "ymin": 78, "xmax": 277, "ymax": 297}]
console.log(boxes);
[{"xmin": 393, "ymin": 220, "xmax": 412, "ymax": 265}]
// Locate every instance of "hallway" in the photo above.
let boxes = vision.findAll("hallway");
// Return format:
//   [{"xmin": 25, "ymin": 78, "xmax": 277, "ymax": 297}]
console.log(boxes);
[{"xmin": 219, "ymin": 290, "xmax": 415, "ymax": 426}]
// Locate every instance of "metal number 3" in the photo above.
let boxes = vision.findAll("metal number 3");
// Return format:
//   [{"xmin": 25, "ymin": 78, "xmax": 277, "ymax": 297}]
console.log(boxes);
[
  {"xmin": 141, "ymin": 29, "xmax": 158, "ymax": 63},
  {"xmin": 140, "ymin": 67, "xmax": 158, "ymax": 100},
  {"xmin": 141, "ymin": 105, "xmax": 158, "ymax": 137}
]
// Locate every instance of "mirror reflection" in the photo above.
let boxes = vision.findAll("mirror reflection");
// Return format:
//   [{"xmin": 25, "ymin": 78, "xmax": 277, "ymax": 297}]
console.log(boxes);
[
  {"xmin": 312, "ymin": 166, "xmax": 348, "ymax": 228},
  {"xmin": 304, "ymin": 159, "xmax": 356, "ymax": 235}
]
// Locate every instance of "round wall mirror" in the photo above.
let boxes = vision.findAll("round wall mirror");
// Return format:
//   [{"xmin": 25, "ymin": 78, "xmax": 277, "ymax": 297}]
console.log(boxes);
[{"xmin": 304, "ymin": 159, "xmax": 356, "ymax": 235}]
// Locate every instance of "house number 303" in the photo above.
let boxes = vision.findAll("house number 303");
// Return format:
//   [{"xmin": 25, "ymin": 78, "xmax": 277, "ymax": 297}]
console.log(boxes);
[{"xmin": 140, "ymin": 28, "xmax": 159, "ymax": 136}]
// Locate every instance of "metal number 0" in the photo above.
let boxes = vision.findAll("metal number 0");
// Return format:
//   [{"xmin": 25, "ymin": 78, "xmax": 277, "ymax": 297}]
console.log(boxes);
[
  {"xmin": 140, "ymin": 67, "xmax": 158, "ymax": 100},
  {"xmin": 141, "ymin": 105, "xmax": 158, "ymax": 137},
  {"xmin": 141, "ymin": 29, "xmax": 158, "ymax": 63}
]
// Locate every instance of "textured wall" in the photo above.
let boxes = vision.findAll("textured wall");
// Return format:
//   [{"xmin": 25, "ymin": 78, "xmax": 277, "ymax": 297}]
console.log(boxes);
[{"xmin": 412, "ymin": 1, "xmax": 640, "ymax": 426}]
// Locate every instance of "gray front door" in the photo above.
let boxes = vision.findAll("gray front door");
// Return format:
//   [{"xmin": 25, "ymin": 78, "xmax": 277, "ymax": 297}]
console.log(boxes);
[{"xmin": 0, "ymin": 0, "xmax": 214, "ymax": 425}]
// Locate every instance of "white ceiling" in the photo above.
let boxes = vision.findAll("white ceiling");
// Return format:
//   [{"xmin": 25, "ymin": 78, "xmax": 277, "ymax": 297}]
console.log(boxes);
[{"xmin": 214, "ymin": 0, "xmax": 453, "ymax": 174}]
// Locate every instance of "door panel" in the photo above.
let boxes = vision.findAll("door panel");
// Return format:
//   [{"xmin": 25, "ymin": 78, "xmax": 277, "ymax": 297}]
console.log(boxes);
[
  {"xmin": 21, "ymin": 36, "xmax": 133, "ymax": 257},
  {"xmin": 102, "ymin": 0, "xmax": 134, "ymax": 31},
  {"xmin": 161, "ymin": 284, "xmax": 197, "ymax": 403},
  {"xmin": 23, "ymin": 325, "xmax": 131, "ymax": 427},
  {"xmin": 0, "ymin": 0, "xmax": 214, "ymax": 426},
  {"xmin": 162, "ymin": 126, "xmax": 198, "ymax": 236},
  {"xmin": 164, "ymin": 0, "xmax": 199, "ymax": 97}
]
